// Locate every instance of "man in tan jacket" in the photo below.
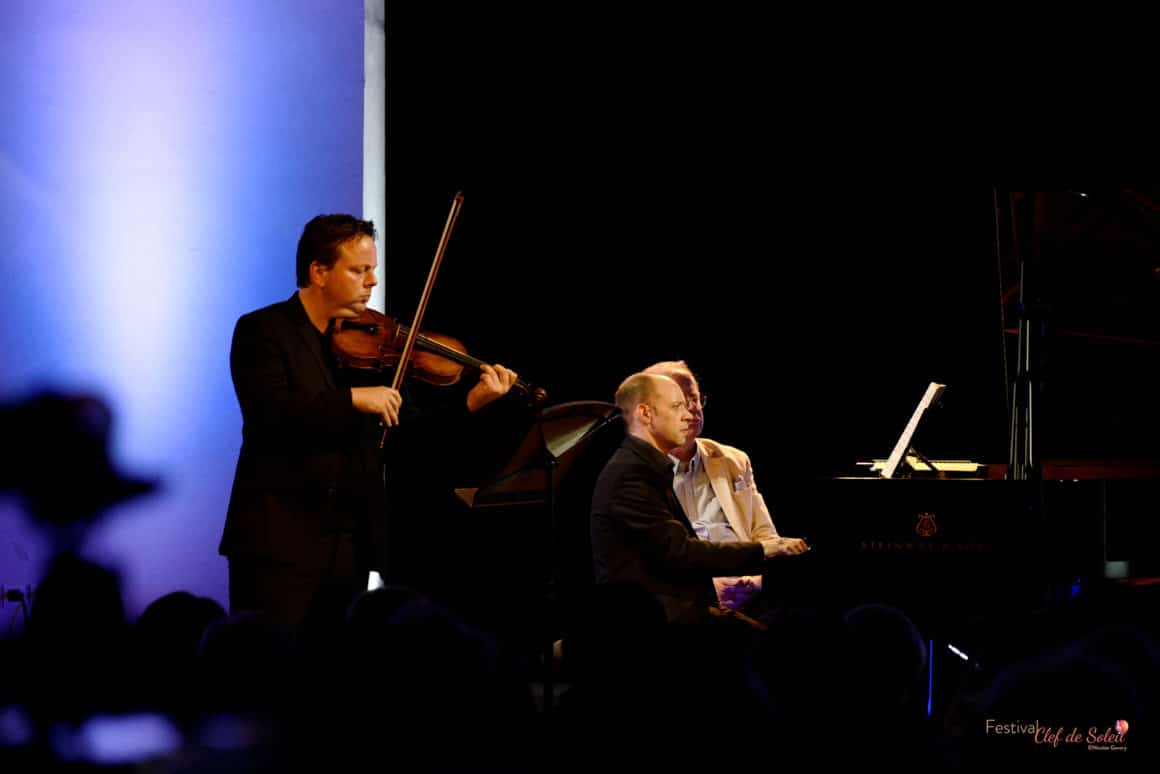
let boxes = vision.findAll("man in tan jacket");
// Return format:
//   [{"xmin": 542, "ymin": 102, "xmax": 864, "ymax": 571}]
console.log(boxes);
[{"xmin": 644, "ymin": 360, "xmax": 801, "ymax": 610}]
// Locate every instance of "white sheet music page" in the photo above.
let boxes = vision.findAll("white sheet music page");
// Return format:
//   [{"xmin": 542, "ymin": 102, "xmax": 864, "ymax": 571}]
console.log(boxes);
[{"xmin": 880, "ymin": 382, "xmax": 946, "ymax": 479}]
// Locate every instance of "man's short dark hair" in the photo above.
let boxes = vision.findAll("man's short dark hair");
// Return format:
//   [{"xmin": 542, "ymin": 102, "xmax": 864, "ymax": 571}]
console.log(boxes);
[{"xmin": 295, "ymin": 214, "xmax": 377, "ymax": 288}]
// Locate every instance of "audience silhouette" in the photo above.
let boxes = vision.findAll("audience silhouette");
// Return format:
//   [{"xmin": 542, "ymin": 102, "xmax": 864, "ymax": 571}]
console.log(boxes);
[{"xmin": 1, "ymin": 389, "xmax": 1157, "ymax": 771}]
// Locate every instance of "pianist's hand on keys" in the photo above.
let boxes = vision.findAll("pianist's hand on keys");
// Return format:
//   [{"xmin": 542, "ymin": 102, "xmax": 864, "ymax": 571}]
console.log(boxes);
[{"xmin": 760, "ymin": 536, "xmax": 809, "ymax": 557}]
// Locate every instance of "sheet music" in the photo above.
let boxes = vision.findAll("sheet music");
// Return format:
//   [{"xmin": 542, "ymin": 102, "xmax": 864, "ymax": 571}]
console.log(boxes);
[
  {"xmin": 881, "ymin": 382, "xmax": 946, "ymax": 479},
  {"xmin": 863, "ymin": 457, "xmax": 980, "ymax": 474}
]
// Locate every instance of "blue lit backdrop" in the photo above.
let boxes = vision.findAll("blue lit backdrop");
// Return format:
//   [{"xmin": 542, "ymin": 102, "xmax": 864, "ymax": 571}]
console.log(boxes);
[{"xmin": 0, "ymin": 0, "xmax": 366, "ymax": 616}]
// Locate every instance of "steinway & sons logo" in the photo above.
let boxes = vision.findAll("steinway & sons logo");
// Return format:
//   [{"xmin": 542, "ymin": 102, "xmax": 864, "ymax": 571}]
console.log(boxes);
[
  {"xmin": 857, "ymin": 511, "xmax": 995, "ymax": 553},
  {"xmin": 915, "ymin": 511, "xmax": 938, "ymax": 537}
]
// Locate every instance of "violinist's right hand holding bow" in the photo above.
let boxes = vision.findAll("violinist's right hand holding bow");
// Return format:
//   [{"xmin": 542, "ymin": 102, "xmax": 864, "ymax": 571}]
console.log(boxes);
[{"xmin": 352, "ymin": 386, "xmax": 402, "ymax": 426}]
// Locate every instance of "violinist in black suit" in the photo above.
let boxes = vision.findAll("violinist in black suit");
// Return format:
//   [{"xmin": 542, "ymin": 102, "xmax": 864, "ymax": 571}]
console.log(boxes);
[{"xmin": 219, "ymin": 214, "xmax": 518, "ymax": 630}]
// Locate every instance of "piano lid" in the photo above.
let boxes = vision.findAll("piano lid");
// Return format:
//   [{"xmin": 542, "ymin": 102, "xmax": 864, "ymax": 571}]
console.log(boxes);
[
  {"xmin": 999, "ymin": 189, "xmax": 1160, "ymax": 463},
  {"xmin": 1014, "ymin": 188, "xmax": 1160, "ymax": 343}
]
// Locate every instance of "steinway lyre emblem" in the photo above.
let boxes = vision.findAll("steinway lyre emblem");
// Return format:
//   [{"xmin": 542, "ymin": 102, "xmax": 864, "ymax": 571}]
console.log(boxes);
[{"xmin": 915, "ymin": 512, "xmax": 938, "ymax": 538}]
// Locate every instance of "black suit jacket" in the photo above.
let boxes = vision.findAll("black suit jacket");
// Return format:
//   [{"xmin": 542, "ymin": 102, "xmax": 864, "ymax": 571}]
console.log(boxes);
[
  {"xmin": 219, "ymin": 294, "xmax": 387, "ymax": 572},
  {"xmin": 590, "ymin": 434, "xmax": 765, "ymax": 624},
  {"xmin": 219, "ymin": 293, "xmax": 524, "ymax": 581}
]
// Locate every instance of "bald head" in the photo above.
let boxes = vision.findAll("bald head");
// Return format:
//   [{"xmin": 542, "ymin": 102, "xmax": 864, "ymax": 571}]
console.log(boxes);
[
  {"xmin": 615, "ymin": 372, "xmax": 667, "ymax": 418},
  {"xmin": 614, "ymin": 372, "xmax": 693, "ymax": 453},
  {"xmin": 644, "ymin": 360, "xmax": 704, "ymax": 447}
]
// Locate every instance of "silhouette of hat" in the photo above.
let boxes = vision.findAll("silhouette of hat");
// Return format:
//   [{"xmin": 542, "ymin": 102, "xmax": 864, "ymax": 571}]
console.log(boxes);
[{"xmin": 0, "ymin": 391, "xmax": 158, "ymax": 524}]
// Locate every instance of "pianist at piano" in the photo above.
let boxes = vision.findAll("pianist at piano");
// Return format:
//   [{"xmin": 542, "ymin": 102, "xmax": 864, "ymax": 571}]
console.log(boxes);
[
  {"xmin": 643, "ymin": 359, "xmax": 806, "ymax": 613},
  {"xmin": 590, "ymin": 371, "xmax": 807, "ymax": 625}
]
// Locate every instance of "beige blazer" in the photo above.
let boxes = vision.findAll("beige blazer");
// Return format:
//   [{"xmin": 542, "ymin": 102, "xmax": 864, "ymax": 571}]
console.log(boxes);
[{"xmin": 696, "ymin": 437, "xmax": 778, "ymax": 542}]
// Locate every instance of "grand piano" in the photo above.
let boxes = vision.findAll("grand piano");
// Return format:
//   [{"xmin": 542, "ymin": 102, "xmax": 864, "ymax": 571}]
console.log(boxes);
[
  {"xmin": 764, "ymin": 461, "xmax": 1160, "ymax": 644},
  {"xmin": 442, "ymin": 191, "xmax": 1160, "ymax": 662},
  {"xmin": 762, "ymin": 189, "xmax": 1160, "ymax": 645}
]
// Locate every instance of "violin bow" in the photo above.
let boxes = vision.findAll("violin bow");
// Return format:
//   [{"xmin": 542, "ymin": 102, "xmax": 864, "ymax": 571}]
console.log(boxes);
[{"xmin": 380, "ymin": 191, "xmax": 465, "ymax": 448}]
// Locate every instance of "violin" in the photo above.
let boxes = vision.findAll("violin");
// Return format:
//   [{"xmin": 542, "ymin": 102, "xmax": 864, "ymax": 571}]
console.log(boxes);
[
  {"xmin": 348, "ymin": 192, "xmax": 544, "ymax": 447},
  {"xmin": 330, "ymin": 308, "xmax": 547, "ymax": 404}
]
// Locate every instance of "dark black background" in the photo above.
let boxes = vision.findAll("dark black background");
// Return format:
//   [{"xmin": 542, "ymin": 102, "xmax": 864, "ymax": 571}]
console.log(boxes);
[{"xmin": 382, "ymin": 5, "xmax": 1160, "ymax": 508}]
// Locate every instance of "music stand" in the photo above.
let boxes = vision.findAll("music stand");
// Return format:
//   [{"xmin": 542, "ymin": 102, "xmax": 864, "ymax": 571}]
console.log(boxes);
[
  {"xmin": 454, "ymin": 400, "xmax": 623, "ymax": 711},
  {"xmin": 456, "ymin": 400, "xmax": 623, "ymax": 508},
  {"xmin": 880, "ymin": 382, "xmax": 946, "ymax": 479}
]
